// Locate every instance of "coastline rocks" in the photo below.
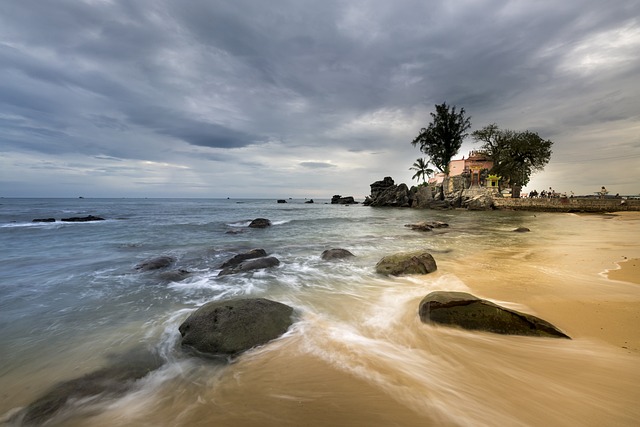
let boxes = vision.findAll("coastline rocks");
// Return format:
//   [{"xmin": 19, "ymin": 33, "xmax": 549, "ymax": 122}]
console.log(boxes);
[
  {"xmin": 218, "ymin": 256, "xmax": 280, "ymax": 276},
  {"xmin": 463, "ymin": 194, "xmax": 495, "ymax": 211},
  {"xmin": 219, "ymin": 248, "xmax": 268, "ymax": 269},
  {"xmin": 404, "ymin": 221, "xmax": 449, "ymax": 232},
  {"xmin": 410, "ymin": 186, "xmax": 434, "ymax": 208},
  {"xmin": 15, "ymin": 348, "xmax": 162, "ymax": 426},
  {"xmin": 158, "ymin": 269, "xmax": 193, "ymax": 282},
  {"xmin": 179, "ymin": 298, "xmax": 294, "ymax": 356},
  {"xmin": 135, "ymin": 256, "xmax": 176, "ymax": 271},
  {"xmin": 364, "ymin": 177, "xmax": 412, "ymax": 207},
  {"xmin": 375, "ymin": 250, "xmax": 437, "ymax": 276},
  {"xmin": 331, "ymin": 195, "xmax": 358, "ymax": 204},
  {"xmin": 321, "ymin": 248, "xmax": 355, "ymax": 260},
  {"xmin": 418, "ymin": 291, "xmax": 570, "ymax": 338},
  {"xmin": 60, "ymin": 215, "xmax": 105, "ymax": 222},
  {"xmin": 249, "ymin": 218, "xmax": 271, "ymax": 228},
  {"xmin": 33, "ymin": 218, "xmax": 56, "ymax": 222}
]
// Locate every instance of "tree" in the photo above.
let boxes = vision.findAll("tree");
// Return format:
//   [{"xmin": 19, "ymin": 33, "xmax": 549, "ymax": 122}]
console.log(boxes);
[
  {"xmin": 472, "ymin": 124, "xmax": 553, "ymax": 198},
  {"xmin": 411, "ymin": 103, "xmax": 472, "ymax": 175},
  {"xmin": 409, "ymin": 158, "xmax": 434, "ymax": 184}
]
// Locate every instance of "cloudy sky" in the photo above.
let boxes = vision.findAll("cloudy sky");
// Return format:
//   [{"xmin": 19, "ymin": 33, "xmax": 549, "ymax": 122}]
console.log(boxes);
[{"xmin": 1, "ymin": 0, "xmax": 639, "ymax": 198}]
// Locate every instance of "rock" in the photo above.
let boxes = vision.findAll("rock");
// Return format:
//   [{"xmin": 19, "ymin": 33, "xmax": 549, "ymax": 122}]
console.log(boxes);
[
  {"xmin": 135, "ymin": 256, "xmax": 176, "ymax": 271},
  {"xmin": 404, "ymin": 221, "xmax": 449, "ymax": 232},
  {"xmin": 513, "ymin": 227, "xmax": 530, "ymax": 232},
  {"xmin": 249, "ymin": 218, "xmax": 271, "ymax": 228},
  {"xmin": 219, "ymin": 248, "xmax": 268, "ymax": 269},
  {"xmin": 158, "ymin": 269, "xmax": 193, "ymax": 282},
  {"xmin": 32, "ymin": 218, "xmax": 56, "ymax": 222},
  {"xmin": 410, "ymin": 186, "xmax": 434, "ymax": 208},
  {"xmin": 60, "ymin": 215, "xmax": 105, "ymax": 222},
  {"xmin": 305, "ymin": 199, "xmax": 314, "ymax": 204},
  {"xmin": 15, "ymin": 348, "xmax": 162, "ymax": 426},
  {"xmin": 463, "ymin": 194, "xmax": 495, "ymax": 210},
  {"xmin": 218, "ymin": 256, "xmax": 280, "ymax": 276},
  {"xmin": 277, "ymin": 199, "xmax": 287, "ymax": 203},
  {"xmin": 375, "ymin": 250, "xmax": 437, "ymax": 276},
  {"xmin": 331, "ymin": 195, "xmax": 357, "ymax": 204},
  {"xmin": 418, "ymin": 291, "xmax": 570, "ymax": 338},
  {"xmin": 179, "ymin": 298, "xmax": 294, "ymax": 356},
  {"xmin": 321, "ymin": 248, "xmax": 355, "ymax": 260}
]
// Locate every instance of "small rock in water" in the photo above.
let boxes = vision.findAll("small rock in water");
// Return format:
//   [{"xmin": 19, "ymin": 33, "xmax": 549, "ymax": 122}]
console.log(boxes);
[
  {"xmin": 321, "ymin": 248, "xmax": 355, "ymax": 260},
  {"xmin": 135, "ymin": 255, "xmax": 176, "ymax": 271},
  {"xmin": 218, "ymin": 248, "xmax": 268, "ymax": 269},
  {"xmin": 60, "ymin": 215, "xmax": 105, "ymax": 222},
  {"xmin": 32, "ymin": 218, "xmax": 56, "ymax": 223},
  {"xmin": 218, "ymin": 256, "xmax": 280, "ymax": 276},
  {"xmin": 249, "ymin": 218, "xmax": 271, "ymax": 228},
  {"xmin": 375, "ymin": 250, "xmax": 437, "ymax": 276},
  {"xmin": 513, "ymin": 227, "xmax": 531, "ymax": 232}
]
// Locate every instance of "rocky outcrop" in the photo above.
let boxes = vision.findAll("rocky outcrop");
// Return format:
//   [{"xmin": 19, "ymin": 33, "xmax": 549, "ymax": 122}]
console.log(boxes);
[
  {"xmin": 404, "ymin": 221, "xmax": 449, "ymax": 232},
  {"xmin": 321, "ymin": 248, "xmax": 355, "ymax": 260},
  {"xmin": 410, "ymin": 186, "xmax": 434, "ymax": 208},
  {"xmin": 61, "ymin": 215, "xmax": 105, "ymax": 222},
  {"xmin": 135, "ymin": 255, "xmax": 176, "ymax": 271},
  {"xmin": 249, "ymin": 218, "xmax": 271, "ymax": 228},
  {"xmin": 363, "ymin": 177, "xmax": 412, "ymax": 207},
  {"xmin": 179, "ymin": 298, "xmax": 294, "ymax": 356},
  {"xmin": 375, "ymin": 250, "xmax": 437, "ymax": 276},
  {"xmin": 218, "ymin": 256, "xmax": 280, "ymax": 276},
  {"xmin": 418, "ymin": 291, "xmax": 570, "ymax": 338},
  {"xmin": 331, "ymin": 195, "xmax": 358, "ymax": 204},
  {"xmin": 219, "ymin": 248, "xmax": 268, "ymax": 269}
]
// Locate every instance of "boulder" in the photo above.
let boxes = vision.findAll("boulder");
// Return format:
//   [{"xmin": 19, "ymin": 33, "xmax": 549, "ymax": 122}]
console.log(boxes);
[
  {"xmin": 249, "ymin": 218, "xmax": 271, "ymax": 228},
  {"xmin": 404, "ymin": 221, "xmax": 449, "ymax": 232},
  {"xmin": 321, "ymin": 248, "xmax": 355, "ymax": 260},
  {"xmin": 418, "ymin": 291, "xmax": 570, "ymax": 338},
  {"xmin": 410, "ymin": 186, "xmax": 434, "ymax": 208},
  {"xmin": 179, "ymin": 298, "xmax": 294, "ymax": 356},
  {"xmin": 15, "ymin": 348, "xmax": 162, "ymax": 426},
  {"xmin": 463, "ymin": 194, "xmax": 495, "ymax": 210},
  {"xmin": 219, "ymin": 248, "xmax": 268, "ymax": 269},
  {"xmin": 513, "ymin": 227, "xmax": 530, "ymax": 232},
  {"xmin": 135, "ymin": 256, "xmax": 176, "ymax": 271},
  {"xmin": 375, "ymin": 250, "xmax": 437, "ymax": 276},
  {"xmin": 218, "ymin": 256, "xmax": 280, "ymax": 276},
  {"xmin": 331, "ymin": 195, "xmax": 357, "ymax": 204},
  {"xmin": 60, "ymin": 215, "xmax": 105, "ymax": 222}
]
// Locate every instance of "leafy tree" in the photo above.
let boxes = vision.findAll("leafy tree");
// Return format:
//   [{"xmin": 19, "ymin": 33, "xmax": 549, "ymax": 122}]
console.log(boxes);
[
  {"xmin": 409, "ymin": 158, "xmax": 434, "ymax": 184},
  {"xmin": 472, "ymin": 124, "xmax": 553, "ymax": 198},
  {"xmin": 411, "ymin": 103, "xmax": 472, "ymax": 175}
]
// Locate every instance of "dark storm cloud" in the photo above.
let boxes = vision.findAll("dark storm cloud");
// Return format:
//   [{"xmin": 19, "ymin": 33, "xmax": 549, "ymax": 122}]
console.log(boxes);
[{"xmin": 1, "ymin": 0, "xmax": 639, "ymax": 196}]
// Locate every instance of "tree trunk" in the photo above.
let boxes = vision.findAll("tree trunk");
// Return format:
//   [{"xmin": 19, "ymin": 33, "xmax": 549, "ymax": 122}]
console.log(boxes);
[{"xmin": 512, "ymin": 184, "xmax": 522, "ymax": 198}]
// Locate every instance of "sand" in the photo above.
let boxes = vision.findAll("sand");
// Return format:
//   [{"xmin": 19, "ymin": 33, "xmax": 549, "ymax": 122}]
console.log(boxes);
[{"xmin": 607, "ymin": 257, "xmax": 640, "ymax": 285}]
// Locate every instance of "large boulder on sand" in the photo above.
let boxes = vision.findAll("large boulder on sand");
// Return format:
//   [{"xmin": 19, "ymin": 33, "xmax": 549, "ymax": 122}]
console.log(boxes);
[
  {"xmin": 321, "ymin": 248, "xmax": 355, "ymax": 260},
  {"xmin": 179, "ymin": 298, "xmax": 294, "ymax": 356},
  {"xmin": 218, "ymin": 256, "xmax": 280, "ymax": 276},
  {"xmin": 375, "ymin": 250, "xmax": 437, "ymax": 276},
  {"xmin": 418, "ymin": 291, "xmax": 570, "ymax": 338}
]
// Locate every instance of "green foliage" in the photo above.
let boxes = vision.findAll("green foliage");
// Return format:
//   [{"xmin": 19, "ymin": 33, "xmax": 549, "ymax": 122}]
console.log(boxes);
[
  {"xmin": 472, "ymin": 124, "xmax": 553, "ymax": 187},
  {"xmin": 411, "ymin": 103, "xmax": 471, "ymax": 174},
  {"xmin": 409, "ymin": 158, "xmax": 434, "ymax": 184}
]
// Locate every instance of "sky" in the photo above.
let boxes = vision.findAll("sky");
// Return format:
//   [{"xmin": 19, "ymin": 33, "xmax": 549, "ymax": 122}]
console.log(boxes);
[{"xmin": 1, "ymin": 0, "xmax": 639, "ymax": 199}]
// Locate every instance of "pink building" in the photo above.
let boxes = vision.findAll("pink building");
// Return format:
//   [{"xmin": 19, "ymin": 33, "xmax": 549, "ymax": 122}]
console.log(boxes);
[{"xmin": 429, "ymin": 151, "xmax": 494, "ymax": 186}]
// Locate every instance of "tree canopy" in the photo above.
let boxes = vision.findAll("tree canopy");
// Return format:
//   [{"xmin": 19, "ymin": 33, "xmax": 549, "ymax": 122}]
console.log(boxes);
[
  {"xmin": 409, "ymin": 158, "xmax": 434, "ymax": 184},
  {"xmin": 411, "ymin": 103, "xmax": 471, "ymax": 175},
  {"xmin": 472, "ymin": 123, "xmax": 553, "ymax": 193}
]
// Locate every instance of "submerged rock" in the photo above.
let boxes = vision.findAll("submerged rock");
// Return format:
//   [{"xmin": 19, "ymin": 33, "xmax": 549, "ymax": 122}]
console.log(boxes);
[
  {"xmin": 14, "ymin": 348, "xmax": 163, "ymax": 426},
  {"xmin": 418, "ymin": 291, "xmax": 570, "ymax": 338},
  {"xmin": 179, "ymin": 298, "xmax": 294, "ymax": 356},
  {"xmin": 375, "ymin": 250, "xmax": 437, "ymax": 276},
  {"xmin": 321, "ymin": 248, "xmax": 355, "ymax": 260},
  {"xmin": 218, "ymin": 248, "xmax": 268, "ymax": 269},
  {"xmin": 60, "ymin": 215, "xmax": 105, "ymax": 222},
  {"xmin": 218, "ymin": 256, "xmax": 280, "ymax": 276},
  {"xmin": 32, "ymin": 218, "xmax": 56, "ymax": 223},
  {"xmin": 404, "ymin": 221, "xmax": 449, "ymax": 232},
  {"xmin": 135, "ymin": 256, "xmax": 176, "ymax": 271},
  {"xmin": 249, "ymin": 218, "xmax": 271, "ymax": 228},
  {"xmin": 158, "ymin": 269, "xmax": 193, "ymax": 282}
]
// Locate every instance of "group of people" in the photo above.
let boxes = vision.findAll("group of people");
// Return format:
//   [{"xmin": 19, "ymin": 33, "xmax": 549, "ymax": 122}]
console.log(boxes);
[{"xmin": 526, "ymin": 187, "xmax": 567, "ymax": 198}]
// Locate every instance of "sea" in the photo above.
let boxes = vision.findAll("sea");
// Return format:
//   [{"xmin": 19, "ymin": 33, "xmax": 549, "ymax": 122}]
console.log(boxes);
[{"xmin": 1, "ymin": 198, "xmax": 639, "ymax": 426}]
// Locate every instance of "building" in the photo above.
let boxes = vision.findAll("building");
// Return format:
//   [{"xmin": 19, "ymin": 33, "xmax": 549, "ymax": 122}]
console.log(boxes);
[{"xmin": 429, "ymin": 151, "xmax": 495, "ymax": 189}]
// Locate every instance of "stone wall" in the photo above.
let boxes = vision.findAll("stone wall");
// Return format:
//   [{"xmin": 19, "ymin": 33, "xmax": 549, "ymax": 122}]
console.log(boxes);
[{"xmin": 493, "ymin": 197, "xmax": 640, "ymax": 212}]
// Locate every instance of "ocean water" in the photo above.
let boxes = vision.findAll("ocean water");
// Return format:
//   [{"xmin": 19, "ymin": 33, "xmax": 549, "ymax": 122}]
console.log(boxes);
[{"xmin": 1, "ymin": 198, "xmax": 639, "ymax": 426}]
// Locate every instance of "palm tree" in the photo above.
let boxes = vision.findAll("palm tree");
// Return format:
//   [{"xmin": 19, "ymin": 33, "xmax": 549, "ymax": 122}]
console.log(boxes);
[{"xmin": 409, "ymin": 158, "xmax": 434, "ymax": 184}]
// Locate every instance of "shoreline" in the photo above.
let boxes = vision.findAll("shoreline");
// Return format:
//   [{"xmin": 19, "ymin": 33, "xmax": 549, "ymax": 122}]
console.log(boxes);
[{"xmin": 605, "ymin": 258, "xmax": 640, "ymax": 285}]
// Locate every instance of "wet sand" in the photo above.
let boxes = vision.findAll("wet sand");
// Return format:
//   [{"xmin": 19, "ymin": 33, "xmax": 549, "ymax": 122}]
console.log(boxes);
[{"xmin": 607, "ymin": 257, "xmax": 640, "ymax": 285}]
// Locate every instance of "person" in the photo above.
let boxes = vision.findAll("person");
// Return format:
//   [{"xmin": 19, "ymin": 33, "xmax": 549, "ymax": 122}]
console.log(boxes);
[{"xmin": 600, "ymin": 186, "xmax": 608, "ymax": 199}]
